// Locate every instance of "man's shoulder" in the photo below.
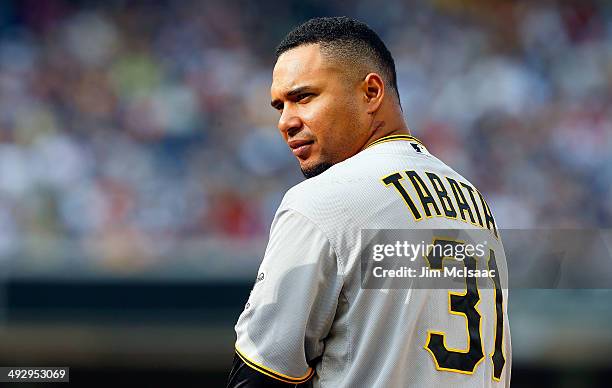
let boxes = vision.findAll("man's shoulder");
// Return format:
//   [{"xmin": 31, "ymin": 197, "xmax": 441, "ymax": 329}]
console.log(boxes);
[
  {"xmin": 285, "ymin": 150, "xmax": 373, "ymax": 197},
  {"xmin": 276, "ymin": 155, "xmax": 367, "ymax": 223},
  {"xmin": 281, "ymin": 168, "xmax": 342, "ymax": 212}
]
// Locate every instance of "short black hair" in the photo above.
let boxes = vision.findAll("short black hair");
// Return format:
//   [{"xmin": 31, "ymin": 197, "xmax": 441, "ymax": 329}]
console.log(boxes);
[{"xmin": 276, "ymin": 16, "xmax": 400, "ymax": 102}]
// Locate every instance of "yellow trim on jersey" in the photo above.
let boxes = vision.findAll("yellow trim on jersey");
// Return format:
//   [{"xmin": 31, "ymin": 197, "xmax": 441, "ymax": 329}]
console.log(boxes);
[
  {"xmin": 365, "ymin": 134, "xmax": 425, "ymax": 149},
  {"xmin": 235, "ymin": 345, "xmax": 315, "ymax": 384}
]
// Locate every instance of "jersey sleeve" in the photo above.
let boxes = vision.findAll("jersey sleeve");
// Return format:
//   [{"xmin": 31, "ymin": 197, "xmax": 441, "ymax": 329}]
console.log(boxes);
[{"xmin": 233, "ymin": 207, "xmax": 343, "ymax": 384}]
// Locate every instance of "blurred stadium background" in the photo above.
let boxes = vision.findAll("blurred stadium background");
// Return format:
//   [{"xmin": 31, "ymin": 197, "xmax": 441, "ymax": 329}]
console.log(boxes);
[{"xmin": 0, "ymin": 0, "xmax": 611, "ymax": 386}]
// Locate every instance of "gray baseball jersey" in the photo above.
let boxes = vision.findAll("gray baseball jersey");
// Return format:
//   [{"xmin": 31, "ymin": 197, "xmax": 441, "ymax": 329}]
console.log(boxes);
[{"xmin": 234, "ymin": 134, "xmax": 511, "ymax": 387}]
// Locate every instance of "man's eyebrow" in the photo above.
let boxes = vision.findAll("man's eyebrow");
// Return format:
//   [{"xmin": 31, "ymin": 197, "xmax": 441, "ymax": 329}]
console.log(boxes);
[{"xmin": 271, "ymin": 86, "xmax": 313, "ymax": 109}]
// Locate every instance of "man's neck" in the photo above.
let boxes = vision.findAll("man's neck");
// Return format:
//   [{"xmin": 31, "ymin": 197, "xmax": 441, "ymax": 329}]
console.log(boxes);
[{"xmin": 361, "ymin": 120, "xmax": 411, "ymax": 151}]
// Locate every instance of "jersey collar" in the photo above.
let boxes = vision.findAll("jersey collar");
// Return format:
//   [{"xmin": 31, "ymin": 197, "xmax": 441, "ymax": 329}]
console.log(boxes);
[{"xmin": 365, "ymin": 134, "xmax": 425, "ymax": 149}]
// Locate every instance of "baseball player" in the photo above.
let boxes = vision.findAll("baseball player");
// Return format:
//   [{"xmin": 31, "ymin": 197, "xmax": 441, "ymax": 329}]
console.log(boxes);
[{"xmin": 227, "ymin": 17, "xmax": 511, "ymax": 387}]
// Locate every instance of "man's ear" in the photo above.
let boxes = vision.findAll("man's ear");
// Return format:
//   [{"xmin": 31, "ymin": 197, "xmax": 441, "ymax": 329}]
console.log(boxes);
[{"xmin": 361, "ymin": 73, "xmax": 385, "ymax": 114}]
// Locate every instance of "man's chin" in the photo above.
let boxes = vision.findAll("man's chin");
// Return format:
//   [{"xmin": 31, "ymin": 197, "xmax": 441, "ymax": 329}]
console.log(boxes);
[{"xmin": 300, "ymin": 161, "xmax": 334, "ymax": 179}]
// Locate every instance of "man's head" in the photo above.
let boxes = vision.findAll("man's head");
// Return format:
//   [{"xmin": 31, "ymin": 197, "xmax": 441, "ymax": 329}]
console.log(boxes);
[{"xmin": 271, "ymin": 17, "xmax": 401, "ymax": 178}]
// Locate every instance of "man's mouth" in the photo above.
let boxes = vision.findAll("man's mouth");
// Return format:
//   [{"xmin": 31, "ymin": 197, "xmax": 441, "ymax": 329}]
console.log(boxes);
[{"xmin": 288, "ymin": 139, "xmax": 314, "ymax": 159}]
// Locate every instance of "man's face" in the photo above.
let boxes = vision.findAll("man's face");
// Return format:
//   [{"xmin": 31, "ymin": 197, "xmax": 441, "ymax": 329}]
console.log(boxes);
[{"xmin": 271, "ymin": 44, "xmax": 370, "ymax": 178}]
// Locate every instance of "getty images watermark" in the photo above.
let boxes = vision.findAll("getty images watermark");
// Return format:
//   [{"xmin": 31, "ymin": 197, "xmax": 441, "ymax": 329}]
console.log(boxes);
[
  {"xmin": 371, "ymin": 240, "xmax": 493, "ymax": 279},
  {"xmin": 361, "ymin": 229, "xmax": 505, "ymax": 290},
  {"xmin": 361, "ymin": 228, "xmax": 612, "ymax": 290}
]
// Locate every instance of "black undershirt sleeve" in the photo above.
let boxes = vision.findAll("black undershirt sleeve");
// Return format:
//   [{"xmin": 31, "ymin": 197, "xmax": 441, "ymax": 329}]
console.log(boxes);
[{"xmin": 226, "ymin": 352, "xmax": 313, "ymax": 388}]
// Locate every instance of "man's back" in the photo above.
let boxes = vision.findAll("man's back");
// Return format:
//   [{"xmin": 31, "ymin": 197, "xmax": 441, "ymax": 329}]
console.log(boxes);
[{"xmin": 234, "ymin": 134, "xmax": 511, "ymax": 387}]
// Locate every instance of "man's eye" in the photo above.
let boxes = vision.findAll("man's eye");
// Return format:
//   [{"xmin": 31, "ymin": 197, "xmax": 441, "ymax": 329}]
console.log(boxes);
[{"xmin": 296, "ymin": 93, "xmax": 313, "ymax": 102}]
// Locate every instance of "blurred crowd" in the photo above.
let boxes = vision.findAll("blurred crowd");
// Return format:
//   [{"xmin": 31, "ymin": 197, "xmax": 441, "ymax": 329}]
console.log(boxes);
[{"xmin": 0, "ymin": 0, "xmax": 610, "ymax": 270}]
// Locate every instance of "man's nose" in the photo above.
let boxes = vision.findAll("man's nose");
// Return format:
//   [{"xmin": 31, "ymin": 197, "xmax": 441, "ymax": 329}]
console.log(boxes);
[{"xmin": 278, "ymin": 107, "xmax": 302, "ymax": 138}]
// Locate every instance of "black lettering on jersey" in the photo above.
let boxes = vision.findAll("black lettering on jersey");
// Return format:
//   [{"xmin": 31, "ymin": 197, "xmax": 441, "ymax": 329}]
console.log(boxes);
[
  {"xmin": 487, "ymin": 249, "xmax": 506, "ymax": 380},
  {"xmin": 478, "ymin": 191, "xmax": 498, "ymax": 238},
  {"xmin": 406, "ymin": 170, "xmax": 442, "ymax": 217},
  {"xmin": 461, "ymin": 183, "xmax": 484, "ymax": 227},
  {"xmin": 382, "ymin": 172, "xmax": 422, "ymax": 221},
  {"xmin": 424, "ymin": 239, "xmax": 484, "ymax": 374},
  {"xmin": 447, "ymin": 178, "xmax": 476, "ymax": 224},
  {"xmin": 425, "ymin": 172, "xmax": 457, "ymax": 218}
]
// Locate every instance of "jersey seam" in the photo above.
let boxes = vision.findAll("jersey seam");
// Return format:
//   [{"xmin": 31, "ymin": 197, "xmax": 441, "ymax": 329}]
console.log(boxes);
[
  {"xmin": 340, "ymin": 286, "xmax": 351, "ymax": 380},
  {"xmin": 284, "ymin": 207, "xmax": 351, "ymax": 381},
  {"xmin": 283, "ymin": 207, "xmax": 345, "ymax": 279}
]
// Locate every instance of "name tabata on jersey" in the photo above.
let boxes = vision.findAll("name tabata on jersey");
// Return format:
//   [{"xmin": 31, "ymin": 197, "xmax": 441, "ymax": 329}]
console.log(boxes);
[{"xmin": 381, "ymin": 170, "xmax": 498, "ymax": 238}]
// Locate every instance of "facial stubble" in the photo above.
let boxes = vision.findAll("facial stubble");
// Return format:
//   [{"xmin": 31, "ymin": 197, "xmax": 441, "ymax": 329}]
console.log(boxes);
[{"xmin": 301, "ymin": 161, "xmax": 334, "ymax": 179}]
